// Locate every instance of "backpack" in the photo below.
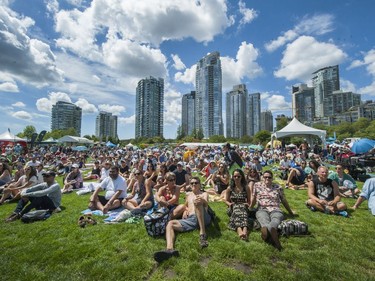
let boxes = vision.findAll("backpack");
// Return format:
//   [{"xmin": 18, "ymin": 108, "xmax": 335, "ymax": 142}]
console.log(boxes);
[
  {"xmin": 278, "ymin": 220, "xmax": 309, "ymax": 236},
  {"xmin": 144, "ymin": 208, "xmax": 171, "ymax": 237},
  {"xmin": 21, "ymin": 210, "xmax": 51, "ymax": 223}
]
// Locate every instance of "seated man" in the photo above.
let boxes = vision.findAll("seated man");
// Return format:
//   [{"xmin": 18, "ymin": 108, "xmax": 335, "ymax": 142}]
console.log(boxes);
[
  {"xmin": 153, "ymin": 176, "xmax": 211, "ymax": 263},
  {"xmin": 5, "ymin": 171, "xmax": 62, "ymax": 222},
  {"xmin": 328, "ymin": 165, "xmax": 359, "ymax": 198},
  {"xmin": 306, "ymin": 166, "xmax": 347, "ymax": 216},
  {"xmin": 351, "ymin": 177, "xmax": 375, "ymax": 215},
  {"xmin": 285, "ymin": 160, "xmax": 306, "ymax": 189},
  {"xmin": 88, "ymin": 166, "xmax": 127, "ymax": 214}
]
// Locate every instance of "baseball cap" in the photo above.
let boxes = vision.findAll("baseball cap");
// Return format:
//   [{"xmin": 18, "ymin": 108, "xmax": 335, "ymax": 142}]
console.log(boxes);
[{"xmin": 72, "ymin": 164, "xmax": 79, "ymax": 168}]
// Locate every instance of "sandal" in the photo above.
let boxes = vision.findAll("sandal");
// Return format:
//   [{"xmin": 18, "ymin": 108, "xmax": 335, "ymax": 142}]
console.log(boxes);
[
  {"xmin": 78, "ymin": 216, "xmax": 86, "ymax": 228},
  {"xmin": 85, "ymin": 215, "xmax": 97, "ymax": 225}
]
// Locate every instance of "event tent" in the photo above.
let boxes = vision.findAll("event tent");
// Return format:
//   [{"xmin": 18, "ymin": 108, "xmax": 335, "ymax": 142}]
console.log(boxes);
[
  {"xmin": 57, "ymin": 135, "xmax": 93, "ymax": 145},
  {"xmin": 0, "ymin": 131, "xmax": 27, "ymax": 147},
  {"xmin": 271, "ymin": 117, "xmax": 326, "ymax": 147}
]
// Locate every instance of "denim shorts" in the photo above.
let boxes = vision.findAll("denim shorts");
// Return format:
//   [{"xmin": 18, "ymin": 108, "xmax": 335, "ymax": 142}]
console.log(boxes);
[{"xmin": 179, "ymin": 210, "xmax": 211, "ymax": 232}]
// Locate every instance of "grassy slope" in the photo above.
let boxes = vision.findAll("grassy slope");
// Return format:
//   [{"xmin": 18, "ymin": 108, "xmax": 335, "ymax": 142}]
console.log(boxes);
[{"xmin": 0, "ymin": 176, "xmax": 374, "ymax": 281}]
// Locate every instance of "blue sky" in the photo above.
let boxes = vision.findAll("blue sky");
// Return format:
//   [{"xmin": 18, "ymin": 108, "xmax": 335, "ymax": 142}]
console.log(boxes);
[{"xmin": 0, "ymin": 0, "xmax": 374, "ymax": 139}]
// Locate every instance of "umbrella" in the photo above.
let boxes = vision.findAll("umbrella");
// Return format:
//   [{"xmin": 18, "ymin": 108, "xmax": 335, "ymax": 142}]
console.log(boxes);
[
  {"xmin": 72, "ymin": 146, "xmax": 88, "ymax": 151},
  {"xmin": 350, "ymin": 138, "xmax": 375, "ymax": 154}
]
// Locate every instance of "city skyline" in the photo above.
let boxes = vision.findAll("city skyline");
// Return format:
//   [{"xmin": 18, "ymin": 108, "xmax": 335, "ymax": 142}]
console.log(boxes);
[{"xmin": 1, "ymin": 0, "xmax": 375, "ymax": 139}]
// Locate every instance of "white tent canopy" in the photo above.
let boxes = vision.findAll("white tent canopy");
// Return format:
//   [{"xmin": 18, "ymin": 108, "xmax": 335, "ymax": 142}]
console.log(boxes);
[
  {"xmin": 0, "ymin": 131, "xmax": 27, "ymax": 142},
  {"xmin": 57, "ymin": 135, "xmax": 93, "ymax": 144},
  {"xmin": 271, "ymin": 117, "xmax": 326, "ymax": 147}
]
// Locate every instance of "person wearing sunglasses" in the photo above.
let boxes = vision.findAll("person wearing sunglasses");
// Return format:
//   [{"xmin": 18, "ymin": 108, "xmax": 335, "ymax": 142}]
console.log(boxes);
[
  {"xmin": 122, "ymin": 169, "xmax": 154, "ymax": 212},
  {"xmin": 225, "ymin": 169, "xmax": 251, "ymax": 241},
  {"xmin": 252, "ymin": 170, "xmax": 294, "ymax": 250},
  {"xmin": 154, "ymin": 177, "xmax": 210, "ymax": 263},
  {"xmin": 155, "ymin": 172, "xmax": 183, "ymax": 219},
  {"xmin": 5, "ymin": 170, "xmax": 62, "ymax": 222}
]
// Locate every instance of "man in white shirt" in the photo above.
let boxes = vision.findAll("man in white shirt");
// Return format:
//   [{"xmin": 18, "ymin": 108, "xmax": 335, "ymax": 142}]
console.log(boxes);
[{"xmin": 88, "ymin": 166, "xmax": 127, "ymax": 214}]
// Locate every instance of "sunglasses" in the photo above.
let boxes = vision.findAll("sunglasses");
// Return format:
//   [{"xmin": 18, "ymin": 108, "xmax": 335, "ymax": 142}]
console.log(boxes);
[
  {"xmin": 263, "ymin": 176, "xmax": 272, "ymax": 179},
  {"xmin": 167, "ymin": 178, "xmax": 175, "ymax": 182},
  {"xmin": 134, "ymin": 173, "xmax": 141, "ymax": 175},
  {"xmin": 190, "ymin": 182, "xmax": 199, "ymax": 185},
  {"xmin": 42, "ymin": 175, "xmax": 52, "ymax": 178},
  {"xmin": 233, "ymin": 175, "xmax": 241, "ymax": 179}
]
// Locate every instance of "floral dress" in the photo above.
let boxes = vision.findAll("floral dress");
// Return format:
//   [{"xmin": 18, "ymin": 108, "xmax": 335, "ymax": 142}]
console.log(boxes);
[{"xmin": 228, "ymin": 188, "xmax": 249, "ymax": 231}]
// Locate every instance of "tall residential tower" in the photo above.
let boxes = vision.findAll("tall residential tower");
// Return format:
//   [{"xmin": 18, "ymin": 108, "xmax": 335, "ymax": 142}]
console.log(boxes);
[
  {"xmin": 226, "ymin": 84, "xmax": 248, "ymax": 138},
  {"xmin": 195, "ymin": 52, "xmax": 223, "ymax": 138},
  {"xmin": 51, "ymin": 101, "xmax": 82, "ymax": 136},
  {"xmin": 181, "ymin": 91, "xmax": 196, "ymax": 136},
  {"xmin": 95, "ymin": 111, "xmax": 118, "ymax": 140},
  {"xmin": 135, "ymin": 76, "xmax": 164, "ymax": 138}
]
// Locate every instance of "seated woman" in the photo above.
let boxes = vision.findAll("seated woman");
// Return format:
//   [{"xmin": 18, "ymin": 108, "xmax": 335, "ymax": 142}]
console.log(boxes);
[
  {"xmin": 122, "ymin": 169, "xmax": 154, "ymax": 211},
  {"xmin": 0, "ymin": 162, "xmax": 12, "ymax": 187},
  {"xmin": 252, "ymin": 170, "xmax": 294, "ymax": 251},
  {"xmin": 224, "ymin": 169, "xmax": 251, "ymax": 241},
  {"xmin": 155, "ymin": 172, "xmax": 184, "ymax": 219},
  {"xmin": 201, "ymin": 160, "xmax": 218, "ymax": 186},
  {"xmin": 144, "ymin": 163, "xmax": 158, "ymax": 190},
  {"xmin": 83, "ymin": 161, "xmax": 101, "ymax": 181},
  {"xmin": 206, "ymin": 162, "xmax": 229, "ymax": 198},
  {"xmin": 62, "ymin": 164, "xmax": 83, "ymax": 193},
  {"xmin": 0, "ymin": 166, "xmax": 38, "ymax": 204}
]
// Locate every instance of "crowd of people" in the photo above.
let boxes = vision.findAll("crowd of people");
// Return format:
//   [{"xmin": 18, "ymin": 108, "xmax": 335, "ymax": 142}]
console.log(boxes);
[{"xmin": 0, "ymin": 141, "xmax": 374, "ymax": 263}]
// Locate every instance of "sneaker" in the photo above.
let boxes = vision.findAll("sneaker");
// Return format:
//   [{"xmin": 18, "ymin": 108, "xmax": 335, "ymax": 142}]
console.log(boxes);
[
  {"xmin": 199, "ymin": 234, "xmax": 209, "ymax": 248},
  {"xmin": 53, "ymin": 207, "xmax": 62, "ymax": 213},
  {"xmin": 153, "ymin": 249, "xmax": 179, "ymax": 263},
  {"xmin": 5, "ymin": 213, "xmax": 21, "ymax": 223}
]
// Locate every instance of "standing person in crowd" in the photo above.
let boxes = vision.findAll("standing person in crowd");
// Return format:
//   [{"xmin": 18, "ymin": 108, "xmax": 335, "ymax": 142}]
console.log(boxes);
[
  {"xmin": 88, "ymin": 166, "xmax": 127, "ymax": 214},
  {"xmin": 223, "ymin": 143, "xmax": 243, "ymax": 174},
  {"xmin": 5, "ymin": 171, "xmax": 62, "ymax": 222},
  {"xmin": 351, "ymin": 177, "xmax": 375, "ymax": 215},
  {"xmin": 252, "ymin": 170, "xmax": 294, "ymax": 250},
  {"xmin": 306, "ymin": 166, "xmax": 347, "ymax": 216},
  {"xmin": 153, "ymin": 177, "xmax": 211, "ymax": 263},
  {"xmin": 225, "ymin": 169, "xmax": 251, "ymax": 241}
]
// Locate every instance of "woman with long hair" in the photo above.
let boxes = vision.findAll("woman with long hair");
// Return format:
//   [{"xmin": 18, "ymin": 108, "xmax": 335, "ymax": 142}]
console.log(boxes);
[
  {"xmin": 0, "ymin": 166, "xmax": 38, "ymax": 204},
  {"xmin": 206, "ymin": 162, "xmax": 230, "ymax": 198},
  {"xmin": 122, "ymin": 169, "xmax": 154, "ymax": 211},
  {"xmin": 0, "ymin": 162, "xmax": 12, "ymax": 187},
  {"xmin": 225, "ymin": 169, "xmax": 251, "ymax": 240}
]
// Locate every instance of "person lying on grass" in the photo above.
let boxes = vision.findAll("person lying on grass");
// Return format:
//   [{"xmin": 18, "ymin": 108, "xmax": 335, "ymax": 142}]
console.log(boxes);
[
  {"xmin": 351, "ymin": 177, "xmax": 375, "ymax": 215},
  {"xmin": 153, "ymin": 176, "xmax": 211, "ymax": 263},
  {"xmin": 306, "ymin": 166, "xmax": 347, "ymax": 216},
  {"xmin": 88, "ymin": 166, "xmax": 127, "ymax": 214}
]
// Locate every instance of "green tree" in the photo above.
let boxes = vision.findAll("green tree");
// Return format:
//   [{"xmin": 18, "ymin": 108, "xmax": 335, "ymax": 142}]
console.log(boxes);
[
  {"xmin": 176, "ymin": 124, "xmax": 186, "ymax": 140},
  {"xmin": 196, "ymin": 128, "xmax": 204, "ymax": 140},
  {"xmin": 253, "ymin": 130, "xmax": 271, "ymax": 144},
  {"xmin": 18, "ymin": 125, "xmax": 36, "ymax": 140},
  {"xmin": 276, "ymin": 116, "xmax": 289, "ymax": 130},
  {"xmin": 240, "ymin": 135, "xmax": 253, "ymax": 144},
  {"xmin": 208, "ymin": 135, "xmax": 226, "ymax": 143}
]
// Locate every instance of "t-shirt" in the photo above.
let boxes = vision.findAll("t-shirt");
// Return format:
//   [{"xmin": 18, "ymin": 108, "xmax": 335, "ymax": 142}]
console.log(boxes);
[
  {"xmin": 173, "ymin": 169, "xmax": 187, "ymax": 185},
  {"xmin": 100, "ymin": 175, "xmax": 127, "ymax": 200},
  {"xmin": 253, "ymin": 182, "xmax": 284, "ymax": 213}
]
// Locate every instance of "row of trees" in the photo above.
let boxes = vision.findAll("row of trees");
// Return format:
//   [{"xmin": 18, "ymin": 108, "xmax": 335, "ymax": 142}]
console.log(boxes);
[{"xmin": 15, "ymin": 117, "xmax": 375, "ymax": 147}]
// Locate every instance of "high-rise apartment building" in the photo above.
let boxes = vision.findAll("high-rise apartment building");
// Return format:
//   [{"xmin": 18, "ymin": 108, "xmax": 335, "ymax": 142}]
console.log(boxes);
[
  {"xmin": 135, "ymin": 76, "xmax": 164, "ymax": 138},
  {"xmin": 51, "ymin": 101, "xmax": 82, "ymax": 136},
  {"xmin": 328, "ymin": 90, "xmax": 361, "ymax": 115},
  {"xmin": 292, "ymin": 84, "xmax": 315, "ymax": 125},
  {"xmin": 226, "ymin": 84, "xmax": 248, "ymax": 138},
  {"xmin": 247, "ymin": 93, "xmax": 261, "ymax": 137},
  {"xmin": 312, "ymin": 65, "xmax": 340, "ymax": 118},
  {"xmin": 260, "ymin": 110, "xmax": 274, "ymax": 132},
  {"xmin": 181, "ymin": 91, "xmax": 196, "ymax": 136},
  {"xmin": 95, "ymin": 111, "xmax": 118, "ymax": 140},
  {"xmin": 195, "ymin": 52, "xmax": 223, "ymax": 138}
]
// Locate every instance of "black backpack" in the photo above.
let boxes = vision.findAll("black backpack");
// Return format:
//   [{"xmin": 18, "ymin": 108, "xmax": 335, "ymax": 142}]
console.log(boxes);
[{"xmin": 21, "ymin": 210, "xmax": 51, "ymax": 223}]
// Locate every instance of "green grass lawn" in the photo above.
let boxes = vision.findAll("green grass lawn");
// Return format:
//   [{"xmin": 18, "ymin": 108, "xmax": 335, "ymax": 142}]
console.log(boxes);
[{"xmin": 1, "ymin": 176, "xmax": 374, "ymax": 281}]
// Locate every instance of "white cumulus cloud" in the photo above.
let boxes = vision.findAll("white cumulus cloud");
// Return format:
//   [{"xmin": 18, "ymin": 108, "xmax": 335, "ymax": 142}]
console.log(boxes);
[
  {"xmin": 265, "ymin": 14, "xmax": 334, "ymax": 52},
  {"xmin": 118, "ymin": 115, "xmax": 135, "ymax": 125},
  {"xmin": 12, "ymin": 101, "xmax": 26, "ymax": 107},
  {"xmin": 349, "ymin": 49, "xmax": 375, "ymax": 95},
  {"xmin": 265, "ymin": 94, "xmax": 291, "ymax": 112},
  {"xmin": 171, "ymin": 54, "xmax": 186, "ymax": 71},
  {"xmin": 98, "ymin": 104, "xmax": 126, "ymax": 116},
  {"xmin": 12, "ymin": 110, "xmax": 32, "ymax": 120},
  {"xmin": 238, "ymin": 0, "xmax": 258, "ymax": 27},
  {"xmin": 274, "ymin": 36, "xmax": 347, "ymax": 81},
  {"xmin": 0, "ymin": 81, "xmax": 19, "ymax": 92},
  {"xmin": 36, "ymin": 92, "xmax": 72, "ymax": 112},
  {"xmin": 75, "ymin": 98, "xmax": 98, "ymax": 114}
]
